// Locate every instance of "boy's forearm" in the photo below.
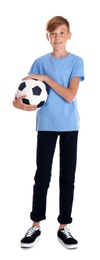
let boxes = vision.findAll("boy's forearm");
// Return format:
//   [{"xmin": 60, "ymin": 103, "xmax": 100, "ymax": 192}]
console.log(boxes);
[{"xmin": 44, "ymin": 75, "xmax": 75, "ymax": 103}]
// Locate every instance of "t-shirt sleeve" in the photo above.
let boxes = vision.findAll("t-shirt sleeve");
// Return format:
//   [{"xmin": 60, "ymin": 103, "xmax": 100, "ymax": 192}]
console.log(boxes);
[
  {"xmin": 28, "ymin": 60, "xmax": 39, "ymax": 75},
  {"xmin": 70, "ymin": 57, "xmax": 84, "ymax": 81}
]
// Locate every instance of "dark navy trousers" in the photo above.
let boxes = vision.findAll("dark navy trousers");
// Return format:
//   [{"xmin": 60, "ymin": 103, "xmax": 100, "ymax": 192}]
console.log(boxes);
[{"xmin": 30, "ymin": 131, "xmax": 78, "ymax": 224}]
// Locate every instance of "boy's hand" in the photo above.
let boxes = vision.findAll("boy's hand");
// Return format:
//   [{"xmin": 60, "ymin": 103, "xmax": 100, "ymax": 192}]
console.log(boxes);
[
  {"xmin": 22, "ymin": 74, "xmax": 46, "ymax": 82},
  {"xmin": 12, "ymin": 95, "xmax": 37, "ymax": 111}
]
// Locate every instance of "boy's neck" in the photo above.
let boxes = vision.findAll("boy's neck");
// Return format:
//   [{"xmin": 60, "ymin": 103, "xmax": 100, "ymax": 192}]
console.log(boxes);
[{"xmin": 51, "ymin": 50, "xmax": 69, "ymax": 58}]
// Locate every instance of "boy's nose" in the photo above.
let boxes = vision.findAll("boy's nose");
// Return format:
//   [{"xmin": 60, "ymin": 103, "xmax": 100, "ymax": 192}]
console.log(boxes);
[{"xmin": 55, "ymin": 33, "xmax": 59, "ymax": 39}]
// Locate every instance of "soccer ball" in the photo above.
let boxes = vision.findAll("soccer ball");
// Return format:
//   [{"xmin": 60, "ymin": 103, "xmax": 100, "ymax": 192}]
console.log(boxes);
[{"xmin": 15, "ymin": 79, "xmax": 48, "ymax": 108}]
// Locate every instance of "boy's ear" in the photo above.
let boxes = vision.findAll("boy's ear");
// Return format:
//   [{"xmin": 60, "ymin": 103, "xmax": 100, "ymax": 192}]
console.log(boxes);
[
  {"xmin": 68, "ymin": 32, "xmax": 72, "ymax": 40},
  {"xmin": 46, "ymin": 33, "xmax": 49, "ymax": 41}
]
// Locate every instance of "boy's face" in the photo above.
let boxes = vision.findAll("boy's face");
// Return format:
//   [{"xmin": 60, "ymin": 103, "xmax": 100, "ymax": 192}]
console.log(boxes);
[{"xmin": 46, "ymin": 24, "xmax": 71, "ymax": 50}]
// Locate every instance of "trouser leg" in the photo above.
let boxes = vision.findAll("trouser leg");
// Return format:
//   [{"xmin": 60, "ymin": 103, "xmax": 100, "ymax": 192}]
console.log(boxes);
[
  {"xmin": 57, "ymin": 131, "xmax": 78, "ymax": 224},
  {"xmin": 30, "ymin": 131, "xmax": 58, "ymax": 222}
]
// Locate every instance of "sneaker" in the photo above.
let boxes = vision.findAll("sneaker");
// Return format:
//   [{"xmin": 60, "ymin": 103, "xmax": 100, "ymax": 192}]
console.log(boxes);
[
  {"xmin": 20, "ymin": 226, "xmax": 41, "ymax": 248},
  {"xmin": 57, "ymin": 227, "xmax": 78, "ymax": 249}
]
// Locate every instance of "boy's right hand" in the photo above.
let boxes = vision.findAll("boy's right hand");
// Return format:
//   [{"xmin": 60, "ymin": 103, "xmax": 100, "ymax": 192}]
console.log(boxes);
[{"xmin": 12, "ymin": 95, "xmax": 37, "ymax": 111}]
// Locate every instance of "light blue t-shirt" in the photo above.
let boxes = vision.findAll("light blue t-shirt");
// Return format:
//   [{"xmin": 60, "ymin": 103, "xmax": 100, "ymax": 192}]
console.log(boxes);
[{"xmin": 28, "ymin": 53, "xmax": 84, "ymax": 131}]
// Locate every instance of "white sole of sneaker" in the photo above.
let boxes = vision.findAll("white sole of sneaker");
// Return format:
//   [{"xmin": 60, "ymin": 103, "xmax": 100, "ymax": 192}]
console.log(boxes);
[
  {"xmin": 20, "ymin": 236, "xmax": 41, "ymax": 248},
  {"xmin": 57, "ymin": 237, "xmax": 78, "ymax": 249}
]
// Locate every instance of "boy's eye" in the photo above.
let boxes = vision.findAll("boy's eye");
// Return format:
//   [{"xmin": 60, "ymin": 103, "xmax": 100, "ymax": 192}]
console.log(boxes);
[
  {"xmin": 60, "ymin": 31, "xmax": 65, "ymax": 34},
  {"xmin": 49, "ymin": 31, "xmax": 66, "ymax": 36},
  {"xmin": 50, "ymin": 32, "xmax": 55, "ymax": 35}
]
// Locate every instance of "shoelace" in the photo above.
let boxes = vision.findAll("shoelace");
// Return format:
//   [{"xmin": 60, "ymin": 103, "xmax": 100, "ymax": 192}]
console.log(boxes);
[
  {"xmin": 25, "ymin": 226, "xmax": 39, "ymax": 237},
  {"xmin": 61, "ymin": 227, "xmax": 73, "ymax": 239}
]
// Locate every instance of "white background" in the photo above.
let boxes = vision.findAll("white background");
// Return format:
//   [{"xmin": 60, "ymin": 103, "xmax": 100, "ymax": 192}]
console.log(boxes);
[{"xmin": 0, "ymin": 0, "xmax": 100, "ymax": 259}]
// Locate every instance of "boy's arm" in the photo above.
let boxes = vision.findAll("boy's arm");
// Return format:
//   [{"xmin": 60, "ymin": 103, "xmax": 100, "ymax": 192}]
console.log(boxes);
[
  {"xmin": 22, "ymin": 74, "xmax": 80, "ymax": 103},
  {"xmin": 45, "ymin": 76, "xmax": 80, "ymax": 102},
  {"xmin": 12, "ymin": 95, "xmax": 37, "ymax": 111}
]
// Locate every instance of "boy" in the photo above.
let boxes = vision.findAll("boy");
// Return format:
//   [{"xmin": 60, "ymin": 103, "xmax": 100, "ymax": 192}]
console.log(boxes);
[{"xmin": 13, "ymin": 16, "xmax": 84, "ymax": 249}]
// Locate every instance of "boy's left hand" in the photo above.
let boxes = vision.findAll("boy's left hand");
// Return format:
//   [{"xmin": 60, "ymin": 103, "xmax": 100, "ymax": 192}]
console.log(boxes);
[{"xmin": 22, "ymin": 74, "xmax": 45, "ymax": 82}]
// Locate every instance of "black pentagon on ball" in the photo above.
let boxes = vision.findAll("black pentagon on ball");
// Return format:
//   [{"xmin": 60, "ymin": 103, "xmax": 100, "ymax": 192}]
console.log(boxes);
[
  {"xmin": 22, "ymin": 98, "xmax": 30, "ymax": 105},
  {"xmin": 37, "ymin": 101, "xmax": 45, "ymax": 108},
  {"xmin": 18, "ymin": 82, "xmax": 26, "ymax": 91},
  {"xmin": 32, "ymin": 86, "xmax": 42, "ymax": 96}
]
